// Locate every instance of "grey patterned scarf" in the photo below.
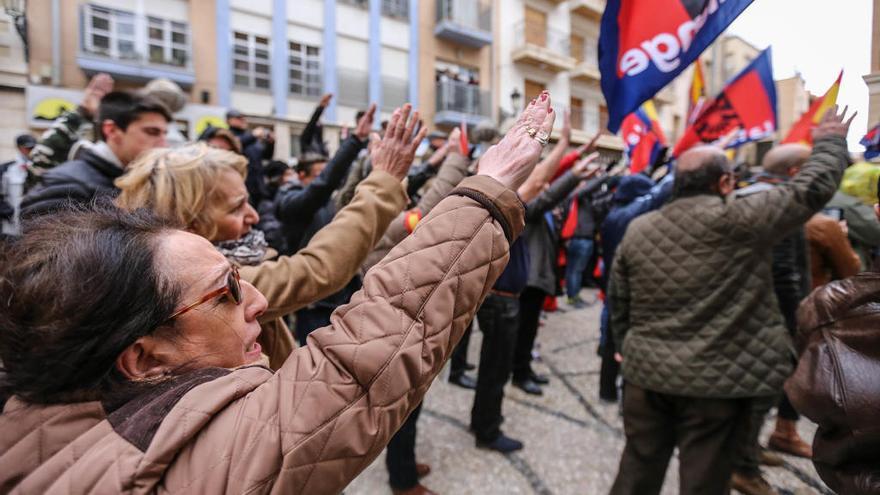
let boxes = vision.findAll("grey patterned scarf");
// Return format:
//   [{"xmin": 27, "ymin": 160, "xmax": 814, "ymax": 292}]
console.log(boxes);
[{"xmin": 214, "ymin": 229, "xmax": 268, "ymax": 266}]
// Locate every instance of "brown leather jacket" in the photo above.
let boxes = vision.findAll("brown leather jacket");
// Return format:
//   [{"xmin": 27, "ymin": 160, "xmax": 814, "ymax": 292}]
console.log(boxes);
[
  {"xmin": 0, "ymin": 175, "xmax": 524, "ymax": 494},
  {"xmin": 785, "ymin": 272, "xmax": 880, "ymax": 495},
  {"xmin": 805, "ymin": 213, "xmax": 861, "ymax": 289}
]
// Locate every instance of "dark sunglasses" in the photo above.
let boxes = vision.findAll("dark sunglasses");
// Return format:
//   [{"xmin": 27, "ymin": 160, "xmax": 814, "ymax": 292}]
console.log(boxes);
[{"xmin": 168, "ymin": 266, "xmax": 242, "ymax": 320}]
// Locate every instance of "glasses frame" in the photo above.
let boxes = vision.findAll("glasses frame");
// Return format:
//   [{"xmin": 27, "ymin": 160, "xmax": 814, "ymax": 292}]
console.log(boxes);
[{"xmin": 168, "ymin": 265, "xmax": 242, "ymax": 320}]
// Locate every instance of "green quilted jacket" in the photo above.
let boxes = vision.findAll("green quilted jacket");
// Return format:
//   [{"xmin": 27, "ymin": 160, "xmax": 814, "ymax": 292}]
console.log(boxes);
[{"xmin": 610, "ymin": 136, "xmax": 850, "ymax": 398}]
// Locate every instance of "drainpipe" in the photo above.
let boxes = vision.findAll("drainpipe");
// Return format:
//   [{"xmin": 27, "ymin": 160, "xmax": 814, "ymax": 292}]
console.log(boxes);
[{"xmin": 51, "ymin": 0, "xmax": 60, "ymax": 85}]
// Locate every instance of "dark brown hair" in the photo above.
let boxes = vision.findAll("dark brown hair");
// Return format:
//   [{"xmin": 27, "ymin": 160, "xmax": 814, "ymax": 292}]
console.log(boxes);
[
  {"xmin": 97, "ymin": 91, "xmax": 172, "ymax": 140},
  {"xmin": 0, "ymin": 204, "xmax": 181, "ymax": 404}
]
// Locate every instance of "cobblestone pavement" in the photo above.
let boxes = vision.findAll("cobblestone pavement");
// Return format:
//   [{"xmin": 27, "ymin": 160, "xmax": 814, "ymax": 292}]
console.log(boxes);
[{"xmin": 346, "ymin": 289, "xmax": 828, "ymax": 495}]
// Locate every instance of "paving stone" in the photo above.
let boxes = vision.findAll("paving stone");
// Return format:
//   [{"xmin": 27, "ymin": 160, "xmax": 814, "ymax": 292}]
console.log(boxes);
[{"xmin": 346, "ymin": 289, "xmax": 827, "ymax": 495}]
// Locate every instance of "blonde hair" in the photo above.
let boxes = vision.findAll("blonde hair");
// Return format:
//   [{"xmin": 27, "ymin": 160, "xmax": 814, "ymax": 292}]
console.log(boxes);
[{"xmin": 115, "ymin": 143, "xmax": 248, "ymax": 240}]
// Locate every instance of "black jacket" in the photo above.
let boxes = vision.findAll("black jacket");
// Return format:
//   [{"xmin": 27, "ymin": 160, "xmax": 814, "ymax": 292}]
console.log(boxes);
[
  {"xmin": 21, "ymin": 149, "xmax": 123, "ymax": 217},
  {"xmin": 230, "ymin": 127, "xmax": 274, "ymax": 207},
  {"xmin": 274, "ymin": 135, "xmax": 365, "ymax": 254}
]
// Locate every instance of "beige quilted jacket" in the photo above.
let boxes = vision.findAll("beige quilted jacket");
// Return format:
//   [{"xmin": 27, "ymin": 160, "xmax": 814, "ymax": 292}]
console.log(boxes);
[
  {"xmin": 0, "ymin": 175, "xmax": 524, "ymax": 495},
  {"xmin": 246, "ymin": 170, "xmax": 408, "ymax": 369}
]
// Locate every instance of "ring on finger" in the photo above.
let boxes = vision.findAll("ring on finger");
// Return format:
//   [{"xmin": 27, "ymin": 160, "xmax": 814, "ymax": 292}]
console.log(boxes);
[
  {"xmin": 526, "ymin": 126, "xmax": 538, "ymax": 138},
  {"xmin": 535, "ymin": 130, "xmax": 550, "ymax": 147}
]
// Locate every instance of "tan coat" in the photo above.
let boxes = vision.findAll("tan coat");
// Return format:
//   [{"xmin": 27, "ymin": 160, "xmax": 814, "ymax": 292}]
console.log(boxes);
[
  {"xmin": 363, "ymin": 151, "xmax": 471, "ymax": 272},
  {"xmin": 246, "ymin": 170, "xmax": 408, "ymax": 369},
  {"xmin": 0, "ymin": 175, "xmax": 524, "ymax": 495},
  {"xmin": 804, "ymin": 213, "xmax": 861, "ymax": 289}
]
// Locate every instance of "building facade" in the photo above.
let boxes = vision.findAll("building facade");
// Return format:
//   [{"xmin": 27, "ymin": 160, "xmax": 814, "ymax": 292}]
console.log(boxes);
[
  {"xmin": 866, "ymin": 0, "xmax": 880, "ymax": 127},
  {"xmin": 14, "ymin": 0, "xmax": 420, "ymax": 160},
  {"xmin": 0, "ymin": 7, "xmax": 29, "ymax": 159}
]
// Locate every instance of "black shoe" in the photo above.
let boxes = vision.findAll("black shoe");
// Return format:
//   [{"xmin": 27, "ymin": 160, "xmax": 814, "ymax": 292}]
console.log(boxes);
[
  {"xmin": 476, "ymin": 434, "xmax": 524, "ymax": 453},
  {"xmin": 464, "ymin": 362, "xmax": 476, "ymax": 371},
  {"xmin": 528, "ymin": 372, "xmax": 549, "ymax": 385},
  {"xmin": 449, "ymin": 373, "xmax": 477, "ymax": 390},
  {"xmin": 513, "ymin": 378, "xmax": 543, "ymax": 396}
]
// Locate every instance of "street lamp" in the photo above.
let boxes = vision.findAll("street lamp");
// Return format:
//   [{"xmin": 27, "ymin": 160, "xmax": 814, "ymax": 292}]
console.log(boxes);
[
  {"xmin": 510, "ymin": 88, "xmax": 522, "ymax": 114},
  {"xmin": 3, "ymin": 0, "xmax": 28, "ymax": 61}
]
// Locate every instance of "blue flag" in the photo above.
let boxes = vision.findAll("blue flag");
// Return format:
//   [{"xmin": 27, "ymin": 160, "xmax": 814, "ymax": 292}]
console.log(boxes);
[{"xmin": 599, "ymin": 0, "xmax": 754, "ymax": 133}]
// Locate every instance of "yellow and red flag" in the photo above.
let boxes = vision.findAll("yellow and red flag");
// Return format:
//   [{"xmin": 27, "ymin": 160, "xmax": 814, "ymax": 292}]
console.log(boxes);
[
  {"xmin": 688, "ymin": 58, "xmax": 707, "ymax": 124},
  {"xmin": 782, "ymin": 70, "xmax": 843, "ymax": 145}
]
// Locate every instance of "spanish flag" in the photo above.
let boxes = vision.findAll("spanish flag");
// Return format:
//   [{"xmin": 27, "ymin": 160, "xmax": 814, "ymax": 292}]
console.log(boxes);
[
  {"xmin": 782, "ymin": 71, "xmax": 842, "ymax": 145},
  {"xmin": 688, "ymin": 58, "xmax": 707, "ymax": 124}
]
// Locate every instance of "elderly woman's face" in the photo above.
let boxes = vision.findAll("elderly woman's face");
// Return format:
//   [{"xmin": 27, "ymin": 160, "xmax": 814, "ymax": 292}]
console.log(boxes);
[
  {"xmin": 206, "ymin": 169, "xmax": 260, "ymax": 242},
  {"xmin": 155, "ymin": 231, "xmax": 268, "ymax": 369}
]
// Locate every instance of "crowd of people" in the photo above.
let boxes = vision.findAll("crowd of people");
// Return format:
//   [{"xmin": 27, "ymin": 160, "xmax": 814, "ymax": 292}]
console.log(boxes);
[{"xmin": 0, "ymin": 72, "xmax": 877, "ymax": 495}]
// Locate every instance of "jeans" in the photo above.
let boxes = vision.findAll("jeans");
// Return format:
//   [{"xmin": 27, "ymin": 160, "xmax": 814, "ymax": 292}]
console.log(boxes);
[
  {"xmin": 386, "ymin": 403, "xmax": 423, "ymax": 490},
  {"xmin": 565, "ymin": 238, "xmax": 594, "ymax": 299},
  {"xmin": 512, "ymin": 287, "xmax": 547, "ymax": 382},
  {"xmin": 611, "ymin": 383, "xmax": 751, "ymax": 495},
  {"xmin": 471, "ymin": 293, "xmax": 520, "ymax": 442},
  {"xmin": 294, "ymin": 306, "xmax": 332, "ymax": 347}
]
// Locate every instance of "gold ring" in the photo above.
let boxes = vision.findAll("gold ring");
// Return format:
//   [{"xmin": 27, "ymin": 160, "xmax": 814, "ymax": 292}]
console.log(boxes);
[
  {"xmin": 535, "ymin": 130, "xmax": 550, "ymax": 146},
  {"xmin": 526, "ymin": 127, "xmax": 538, "ymax": 138}
]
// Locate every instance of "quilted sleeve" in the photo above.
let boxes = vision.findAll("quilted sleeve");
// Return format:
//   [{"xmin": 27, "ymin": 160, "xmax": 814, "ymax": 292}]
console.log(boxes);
[
  {"xmin": 212, "ymin": 175, "xmax": 524, "ymax": 494},
  {"xmin": 361, "ymin": 151, "xmax": 471, "ymax": 273},
  {"xmin": 729, "ymin": 136, "xmax": 849, "ymax": 243},
  {"xmin": 240, "ymin": 170, "xmax": 406, "ymax": 321}
]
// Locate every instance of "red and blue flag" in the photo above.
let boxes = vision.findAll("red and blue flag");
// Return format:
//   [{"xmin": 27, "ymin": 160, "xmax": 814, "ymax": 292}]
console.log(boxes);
[
  {"xmin": 621, "ymin": 100, "xmax": 667, "ymax": 174},
  {"xmin": 599, "ymin": 0, "xmax": 753, "ymax": 133},
  {"xmin": 861, "ymin": 124, "xmax": 880, "ymax": 160},
  {"xmin": 673, "ymin": 47, "xmax": 776, "ymax": 156}
]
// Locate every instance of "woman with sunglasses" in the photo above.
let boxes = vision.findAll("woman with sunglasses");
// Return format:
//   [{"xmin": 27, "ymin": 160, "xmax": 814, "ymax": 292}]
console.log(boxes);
[
  {"xmin": 0, "ymin": 94, "xmax": 556, "ymax": 493},
  {"xmin": 113, "ymin": 104, "xmax": 409, "ymax": 370}
]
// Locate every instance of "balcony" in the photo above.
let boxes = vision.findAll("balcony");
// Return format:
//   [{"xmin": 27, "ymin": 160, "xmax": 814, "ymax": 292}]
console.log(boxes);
[
  {"xmin": 338, "ymin": 68, "xmax": 369, "ymax": 108},
  {"xmin": 570, "ymin": 103, "xmax": 624, "ymax": 150},
  {"xmin": 570, "ymin": 0, "xmax": 605, "ymax": 20},
  {"xmin": 571, "ymin": 62, "xmax": 601, "ymax": 82},
  {"xmin": 78, "ymin": 4, "xmax": 194, "ymax": 87},
  {"xmin": 512, "ymin": 22, "xmax": 576, "ymax": 72},
  {"xmin": 435, "ymin": 80, "xmax": 491, "ymax": 127},
  {"xmin": 435, "ymin": 0, "xmax": 492, "ymax": 48}
]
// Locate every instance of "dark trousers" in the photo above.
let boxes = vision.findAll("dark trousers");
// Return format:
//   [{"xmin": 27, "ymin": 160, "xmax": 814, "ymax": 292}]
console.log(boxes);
[
  {"xmin": 610, "ymin": 383, "xmax": 751, "ymax": 495},
  {"xmin": 294, "ymin": 306, "xmax": 333, "ymax": 346},
  {"xmin": 386, "ymin": 403, "xmax": 423, "ymax": 490},
  {"xmin": 732, "ymin": 395, "xmax": 776, "ymax": 476},
  {"xmin": 512, "ymin": 287, "xmax": 546, "ymax": 382},
  {"xmin": 470, "ymin": 293, "xmax": 519, "ymax": 443},
  {"xmin": 449, "ymin": 321, "xmax": 473, "ymax": 378},
  {"xmin": 598, "ymin": 304, "xmax": 620, "ymax": 400}
]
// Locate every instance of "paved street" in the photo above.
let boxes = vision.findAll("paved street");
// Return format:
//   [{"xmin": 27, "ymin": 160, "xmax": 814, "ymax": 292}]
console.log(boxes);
[{"xmin": 347, "ymin": 289, "xmax": 829, "ymax": 495}]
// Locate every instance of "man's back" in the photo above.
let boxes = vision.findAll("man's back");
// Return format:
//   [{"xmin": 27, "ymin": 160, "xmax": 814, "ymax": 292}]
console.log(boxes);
[
  {"xmin": 610, "ymin": 136, "xmax": 850, "ymax": 399},
  {"xmin": 21, "ymin": 148, "xmax": 122, "ymax": 217}
]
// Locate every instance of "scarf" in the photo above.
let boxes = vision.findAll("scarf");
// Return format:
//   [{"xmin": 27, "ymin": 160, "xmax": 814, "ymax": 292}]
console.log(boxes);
[{"xmin": 214, "ymin": 229, "xmax": 268, "ymax": 266}]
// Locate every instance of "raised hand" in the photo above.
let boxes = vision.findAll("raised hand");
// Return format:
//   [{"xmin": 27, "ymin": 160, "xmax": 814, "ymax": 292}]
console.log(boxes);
[
  {"xmin": 371, "ymin": 104, "xmax": 427, "ymax": 181},
  {"xmin": 319, "ymin": 93, "xmax": 333, "ymax": 108},
  {"xmin": 561, "ymin": 108, "xmax": 571, "ymax": 143},
  {"xmin": 355, "ymin": 103, "xmax": 377, "ymax": 140},
  {"xmin": 477, "ymin": 91, "xmax": 555, "ymax": 190},
  {"xmin": 813, "ymin": 104, "xmax": 857, "ymax": 141},
  {"xmin": 446, "ymin": 127, "xmax": 462, "ymax": 152},
  {"xmin": 572, "ymin": 152, "xmax": 601, "ymax": 179},
  {"xmin": 81, "ymin": 73, "xmax": 114, "ymax": 117}
]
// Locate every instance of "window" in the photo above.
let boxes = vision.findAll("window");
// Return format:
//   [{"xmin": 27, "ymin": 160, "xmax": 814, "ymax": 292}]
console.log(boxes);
[
  {"xmin": 382, "ymin": 0, "xmax": 409, "ymax": 19},
  {"xmin": 147, "ymin": 17, "xmax": 188, "ymax": 66},
  {"xmin": 289, "ymin": 41, "xmax": 322, "ymax": 97},
  {"xmin": 233, "ymin": 31, "xmax": 271, "ymax": 90},
  {"xmin": 339, "ymin": 0, "xmax": 368, "ymax": 8},
  {"xmin": 83, "ymin": 5, "xmax": 136, "ymax": 60},
  {"xmin": 82, "ymin": 4, "xmax": 189, "ymax": 67}
]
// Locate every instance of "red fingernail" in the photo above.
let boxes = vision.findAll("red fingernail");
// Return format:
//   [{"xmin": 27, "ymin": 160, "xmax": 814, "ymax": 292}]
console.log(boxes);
[
  {"xmin": 549, "ymin": 108, "xmax": 553, "ymax": 113},
  {"xmin": 541, "ymin": 93, "xmax": 548, "ymax": 101}
]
